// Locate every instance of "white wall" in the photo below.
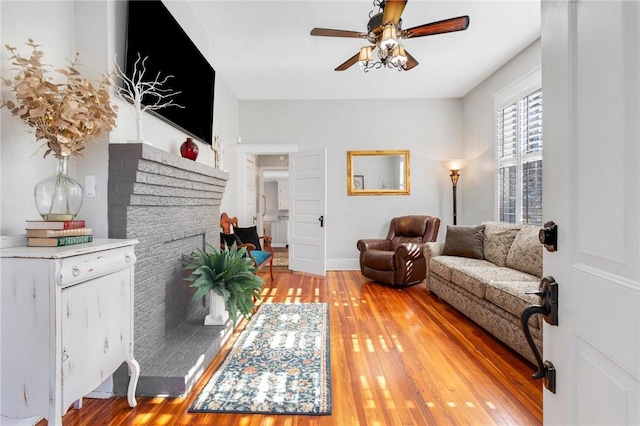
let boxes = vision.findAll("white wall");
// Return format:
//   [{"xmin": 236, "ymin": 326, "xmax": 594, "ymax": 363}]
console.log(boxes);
[
  {"xmin": 211, "ymin": 78, "xmax": 240, "ymax": 215},
  {"xmin": 0, "ymin": 1, "xmax": 237, "ymax": 236},
  {"xmin": 460, "ymin": 39, "xmax": 542, "ymax": 225},
  {"xmin": 238, "ymin": 99, "xmax": 463, "ymax": 269},
  {"xmin": 1, "ymin": 1, "xmax": 78, "ymax": 236}
]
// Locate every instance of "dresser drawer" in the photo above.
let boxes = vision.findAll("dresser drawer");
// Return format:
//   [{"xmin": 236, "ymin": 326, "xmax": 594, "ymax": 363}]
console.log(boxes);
[{"xmin": 57, "ymin": 246, "xmax": 136, "ymax": 288}]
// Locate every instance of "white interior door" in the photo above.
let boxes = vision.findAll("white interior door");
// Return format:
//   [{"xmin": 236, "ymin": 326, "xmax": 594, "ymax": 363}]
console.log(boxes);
[
  {"xmin": 245, "ymin": 154, "xmax": 257, "ymax": 226},
  {"xmin": 289, "ymin": 148, "xmax": 326, "ymax": 276},
  {"xmin": 542, "ymin": 1, "xmax": 639, "ymax": 424}
]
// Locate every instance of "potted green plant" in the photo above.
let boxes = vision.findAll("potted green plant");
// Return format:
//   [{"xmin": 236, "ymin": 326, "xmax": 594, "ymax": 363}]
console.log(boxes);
[{"xmin": 182, "ymin": 243, "xmax": 264, "ymax": 325}]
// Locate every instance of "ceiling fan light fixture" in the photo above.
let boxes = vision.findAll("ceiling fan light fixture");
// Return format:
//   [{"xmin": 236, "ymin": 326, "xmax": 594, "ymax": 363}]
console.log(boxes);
[
  {"xmin": 358, "ymin": 46, "xmax": 373, "ymax": 64},
  {"xmin": 390, "ymin": 45, "xmax": 407, "ymax": 67},
  {"xmin": 379, "ymin": 25, "xmax": 398, "ymax": 52},
  {"xmin": 310, "ymin": 2, "xmax": 470, "ymax": 73}
]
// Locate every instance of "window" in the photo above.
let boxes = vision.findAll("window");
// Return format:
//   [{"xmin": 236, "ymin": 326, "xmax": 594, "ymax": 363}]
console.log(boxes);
[{"xmin": 495, "ymin": 70, "xmax": 542, "ymax": 225}]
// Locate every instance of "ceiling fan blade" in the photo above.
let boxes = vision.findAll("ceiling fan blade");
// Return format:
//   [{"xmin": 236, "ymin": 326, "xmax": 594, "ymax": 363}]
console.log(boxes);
[
  {"xmin": 402, "ymin": 50, "xmax": 419, "ymax": 71},
  {"xmin": 335, "ymin": 52, "xmax": 360, "ymax": 71},
  {"xmin": 402, "ymin": 16, "xmax": 470, "ymax": 39},
  {"xmin": 382, "ymin": 0, "xmax": 408, "ymax": 26},
  {"xmin": 311, "ymin": 28, "xmax": 368, "ymax": 39}
]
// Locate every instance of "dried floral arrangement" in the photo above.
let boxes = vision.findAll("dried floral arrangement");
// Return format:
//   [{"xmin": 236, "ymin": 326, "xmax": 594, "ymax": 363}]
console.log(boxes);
[{"xmin": 0, "ymin": 39, "xmax": 118, "ymax": 158}]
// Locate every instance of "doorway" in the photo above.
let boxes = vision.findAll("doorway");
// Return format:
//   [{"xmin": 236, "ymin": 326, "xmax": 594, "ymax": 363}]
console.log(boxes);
[
  {"xmin": 236, "ymin": 144, "xmax": 327, "ymax": 276},
  {"xmin": 260, "ymin": 163, "xmax": 289, "ymax": 248}
]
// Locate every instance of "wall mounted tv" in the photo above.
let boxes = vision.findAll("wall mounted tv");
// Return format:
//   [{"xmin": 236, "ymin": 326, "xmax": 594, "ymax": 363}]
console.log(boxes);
[{"xmin": 125, "ymin": 0, "xmax": 215, "ymax": 144}]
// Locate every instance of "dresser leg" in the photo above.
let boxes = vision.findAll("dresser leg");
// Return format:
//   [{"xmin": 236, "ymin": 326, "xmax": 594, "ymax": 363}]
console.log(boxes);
[
  {"xmin": 73, "ymin": 398, "xmax": 83, "ymax": 409},
  {"xmin": 126, "ymin": 358, "xmax": 140, "ymax": 407}
]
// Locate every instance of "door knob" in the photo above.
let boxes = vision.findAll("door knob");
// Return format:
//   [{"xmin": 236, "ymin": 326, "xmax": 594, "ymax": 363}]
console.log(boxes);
[{"xmin": 539, "ymin": 221, "xmax": 558, "ymax": 252}]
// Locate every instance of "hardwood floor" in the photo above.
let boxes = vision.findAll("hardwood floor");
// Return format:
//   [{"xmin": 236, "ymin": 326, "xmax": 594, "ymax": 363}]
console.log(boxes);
[{"xmin": 50, "ymin": 269, "xmax": 542, "ymax": 425}]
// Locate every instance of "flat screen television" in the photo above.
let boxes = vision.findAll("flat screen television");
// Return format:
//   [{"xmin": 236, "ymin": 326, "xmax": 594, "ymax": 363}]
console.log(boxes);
[{"xmin": 125, "ymin": 0, "xmax": 215, "ymax": 144}]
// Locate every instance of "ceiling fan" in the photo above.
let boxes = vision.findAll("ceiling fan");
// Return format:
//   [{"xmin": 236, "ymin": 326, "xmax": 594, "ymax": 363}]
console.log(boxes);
[{"xmin": 310, "ymin": 0, "xmax": 469, "ymax": 72}]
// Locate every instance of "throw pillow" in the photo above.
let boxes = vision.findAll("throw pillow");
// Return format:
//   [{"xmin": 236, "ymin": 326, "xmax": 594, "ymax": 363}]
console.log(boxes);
[
  {"xmin": 234, "ymin": 226, "xmax": 262, "ymax": 250},
  {"xmin": 220, "ymin": 233, "xmax": 242, "ymax": 248},
  {"xmin": 441, "ymin": 225, "xmax": 486, "ymax": 259},
  {"xmin": 482, "ymin": 222, "xmax": 521, "ymax": 266},
  {"xmin": 506, "ymin": 225, "xmax": 543, "ymax": 277}
]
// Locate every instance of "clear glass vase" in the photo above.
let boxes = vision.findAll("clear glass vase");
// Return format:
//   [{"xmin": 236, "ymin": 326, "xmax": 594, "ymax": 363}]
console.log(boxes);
[{"xmin": 34, "ymin": 156, "xmax": 84, "ymax": 221}]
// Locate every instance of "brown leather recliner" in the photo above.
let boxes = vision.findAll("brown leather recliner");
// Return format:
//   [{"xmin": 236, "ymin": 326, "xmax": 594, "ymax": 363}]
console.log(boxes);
[{"xmin": 357, "ymin": 215, "xmax": 441, "ymax": 286}]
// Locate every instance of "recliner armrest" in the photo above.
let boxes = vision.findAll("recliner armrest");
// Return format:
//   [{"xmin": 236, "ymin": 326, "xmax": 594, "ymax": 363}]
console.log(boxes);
[
  {"xmin": 396, "ymin": 242, "xmax": 425, "ymax": 260},
  {"xmin": 357, "ymin": 239, "xmax": 391, "ymax": 252}
]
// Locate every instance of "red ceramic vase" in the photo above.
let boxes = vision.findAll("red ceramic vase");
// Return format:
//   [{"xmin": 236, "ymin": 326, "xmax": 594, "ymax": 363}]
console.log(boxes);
[{"xmin": 180, "ymin": 137, "xmax": 199, "ymax": 161}]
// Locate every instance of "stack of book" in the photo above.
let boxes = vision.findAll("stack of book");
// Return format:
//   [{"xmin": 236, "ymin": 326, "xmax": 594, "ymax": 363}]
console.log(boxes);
[{"xmin": 25, "ymin": 219, "xmax": 93, "ymax": 247}]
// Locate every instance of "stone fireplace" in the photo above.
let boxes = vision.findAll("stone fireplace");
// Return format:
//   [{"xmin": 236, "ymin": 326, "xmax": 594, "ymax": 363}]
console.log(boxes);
[{"xmin": 108, "ymin": 143, "xmax": 229, "ymax": 397}]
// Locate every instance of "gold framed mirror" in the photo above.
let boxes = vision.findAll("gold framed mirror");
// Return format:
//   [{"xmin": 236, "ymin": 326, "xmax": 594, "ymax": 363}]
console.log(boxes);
[{"xmin": 347, "ymin": 150, "xmax": 410, "ymax": 195}]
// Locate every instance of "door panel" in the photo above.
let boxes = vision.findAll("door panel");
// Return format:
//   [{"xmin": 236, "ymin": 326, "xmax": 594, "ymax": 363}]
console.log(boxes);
[
  {"xmin": 573, "ymin": 334, "xmax": 639, "ymax": 425},
  {"xmin": 289, "ymin": 148, "xmax": 326, "ymax": 276},
  {"xmin": 541, "ymin": 1, "xmax": 639, "ymax": 424}
]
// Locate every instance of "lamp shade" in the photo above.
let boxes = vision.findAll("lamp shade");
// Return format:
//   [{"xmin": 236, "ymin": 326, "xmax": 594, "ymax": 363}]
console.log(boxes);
[
  {"xmin": 358, "ymin": 46, "xmax": 373, "ymax": 63},
  {"xmin": 440, "ymin": 159, "xmax": 468, "ymax": 171},
  {"xmin": 379, "ymin": 25, "xmax": 398, "ymax": 51},
  {"xmin": 390, "ymin": 45, "xmax": 408, "ymax": 67}
]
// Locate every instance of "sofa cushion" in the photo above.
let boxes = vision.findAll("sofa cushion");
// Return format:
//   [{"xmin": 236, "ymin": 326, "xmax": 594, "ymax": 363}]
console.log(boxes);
[
  {"xmin": 430, "ymin": 257, "xmax": 452, "ymax": 281},
  {"xmin": 251, "ymin": 250, "xmax": 271, "ymax": 266},
  {"xmin": 506, "ymin": 225, "xmax": 543, "ymax": 277},
  {"xmin": 430, "ymin": 256, "xmax": 492, "ymax": 281},
  {"xmin": 441, "ymin": 225, "xmax": 486, "ymax": 259},
  {"xmin": 485, "ymin": 280, "xmax": 542, "ymax": 329},
  {"xmin": 482, "ymin": 222, "xmax": 521, "ymax": 267},
  {"xmin": 451, "ymin": 264, "xmax": 541, "ymax": 300}
]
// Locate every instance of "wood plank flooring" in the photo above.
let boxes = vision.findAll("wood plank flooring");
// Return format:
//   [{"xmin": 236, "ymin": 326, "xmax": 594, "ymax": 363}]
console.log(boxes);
[{"xmin": 47, "ymin": 269, "xmax": 542, "ymax": 425}]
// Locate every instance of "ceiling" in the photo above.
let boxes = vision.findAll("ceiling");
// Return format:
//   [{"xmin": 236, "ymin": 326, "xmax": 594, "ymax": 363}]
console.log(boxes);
[{"xmin": 187, "ymin": 1, "xmax": 540, "ymax": 101}]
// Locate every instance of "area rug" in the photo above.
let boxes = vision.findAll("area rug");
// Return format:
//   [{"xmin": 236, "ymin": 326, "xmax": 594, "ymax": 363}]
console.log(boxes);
[
  {"xmin": 189, "ymin": 303, "xmax": 331, "ymax": 415},
  {"xmin": 272, "ymin": 250, "xmax": 288, "ymax": 267}
]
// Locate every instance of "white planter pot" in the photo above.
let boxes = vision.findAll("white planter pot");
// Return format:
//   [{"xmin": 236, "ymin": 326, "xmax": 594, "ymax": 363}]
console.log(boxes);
[{"xmin": 204, "ymin": 291, "xmax": 230, "ymax": 326}]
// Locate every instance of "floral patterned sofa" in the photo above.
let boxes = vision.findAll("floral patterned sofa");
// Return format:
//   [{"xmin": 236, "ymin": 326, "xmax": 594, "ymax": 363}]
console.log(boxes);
[{"xmin": 424, "ymin": 222, "xmax": 543, "ymax": 364}]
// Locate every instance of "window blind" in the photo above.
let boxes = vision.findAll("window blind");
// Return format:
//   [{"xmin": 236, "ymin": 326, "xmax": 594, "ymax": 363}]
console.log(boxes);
[{"xmin": 496, "ymin": 85, "xmax": 543, "ymax": 225}]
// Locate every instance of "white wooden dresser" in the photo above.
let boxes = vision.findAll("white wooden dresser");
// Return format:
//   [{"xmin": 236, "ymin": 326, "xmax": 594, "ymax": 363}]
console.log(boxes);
[{"xmin": 0, "ymin": 239, "xmax": 140, "ymax": 426}]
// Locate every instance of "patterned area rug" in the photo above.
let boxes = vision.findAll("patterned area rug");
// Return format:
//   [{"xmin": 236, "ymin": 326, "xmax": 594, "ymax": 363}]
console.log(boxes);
[
  {"xmin": 272, "ymin": 250, "xmax": 288, "ymax": 267},
  {"xmin": 190, "ymin": 303, "xmax": 331, "ymax": 415}
]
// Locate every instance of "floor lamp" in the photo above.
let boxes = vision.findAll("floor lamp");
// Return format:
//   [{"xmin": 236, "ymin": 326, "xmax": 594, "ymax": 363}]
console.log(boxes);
[{"xmin": 440, "ymin": 159, "xmax": 468, "ymax": 225}]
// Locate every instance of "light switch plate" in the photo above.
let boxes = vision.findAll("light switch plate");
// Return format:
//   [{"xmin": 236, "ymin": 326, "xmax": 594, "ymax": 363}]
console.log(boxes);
[{"xmin": 85, "ymin": 175, "xmax": 97, "ymax": 197}]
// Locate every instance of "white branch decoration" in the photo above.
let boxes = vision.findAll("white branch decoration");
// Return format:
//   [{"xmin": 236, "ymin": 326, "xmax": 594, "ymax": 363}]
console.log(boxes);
[
  {"xmin": 112, "ymin": 53, "xmax": 184, "ymax": 141},
  {"xmin": 213, "ymin": 135, "xmax": 222, "ymax": 169}
]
